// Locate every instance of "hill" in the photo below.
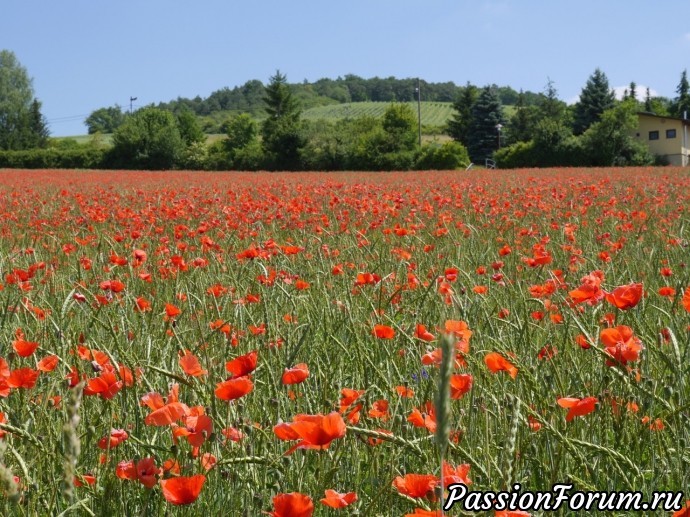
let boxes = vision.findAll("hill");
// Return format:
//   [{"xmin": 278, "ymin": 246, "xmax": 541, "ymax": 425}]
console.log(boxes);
[{"xmin": 302, "ymin": 101, "xmax": 453, "ymax": 128}]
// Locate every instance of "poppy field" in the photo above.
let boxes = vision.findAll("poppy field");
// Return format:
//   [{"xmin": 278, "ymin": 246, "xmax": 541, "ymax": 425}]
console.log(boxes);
[{"xmin": 0, "ymin": 167, "xmax": 689, "ymax": 516}]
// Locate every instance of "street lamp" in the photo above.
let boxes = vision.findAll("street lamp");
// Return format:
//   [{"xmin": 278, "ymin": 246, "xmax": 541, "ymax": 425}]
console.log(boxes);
[
  {"xmin": 496, "ymin": 123, "xmax": 504, "ymax": 149},
  {"xmin": 415, "ymin": 79, "xmax": 422, "ymax": 146},
  {"xmin": 130, "ymin": 96, "xmax": 138, "ymax": 114}
]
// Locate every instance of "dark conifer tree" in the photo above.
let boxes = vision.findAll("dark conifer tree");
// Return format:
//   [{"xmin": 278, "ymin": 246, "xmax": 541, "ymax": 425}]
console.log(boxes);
[
  {"xmin": 466, "ymin": 86, "xmax": 505, "ymax": 163},
  {"xmin": 572, "ymin": 68, "xmax": 615, "ymax": 135}
]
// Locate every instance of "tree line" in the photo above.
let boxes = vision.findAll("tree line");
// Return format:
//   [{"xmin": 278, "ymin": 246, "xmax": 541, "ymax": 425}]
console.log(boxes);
[
  {"xmin": 86, "ymin": 76, "xmax": 542, "ymax": 135},
  {"xmin": 2, "ymin": 47, "xmax": 689, "ymax": 171},
  {"xmin": 449, "ymin": 69, "xmax": 690, "ymax": 168}
]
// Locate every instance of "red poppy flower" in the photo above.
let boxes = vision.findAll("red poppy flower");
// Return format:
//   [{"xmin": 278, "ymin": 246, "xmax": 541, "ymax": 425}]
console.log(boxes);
[
  {"xmin": 320, "ymin": 489, "xmax": 358, "ymax": 509},
  {"xmin": 368, "ymin": 399, "xmax": 389, "ymax": 420},
  {"xmin": 373, "ymin": 324, "xmax": 395, "ymax": 339},
  {"xmin": 37, "ymin": 355, "xmax": 59, "ymax": 372},
  {"xmin": 7, "ymin": 368, "xmax": 40, "ymax": 389},
  {"xmin": 84, "ymin": 371, "xmax": 123, "ymax": 400},
  {"xmin": 339, "ymin": 388, "xmax": 365, "ymax": 413},
  {"xmin": 98, "ymin": 429, "xmax": 129, "ymax": 450},
  {"xmin": 405, "ymin": 510, "xmax": 442, "ymax": 517},
  {"xmin": 407, "ymin": 402, "xmax": 436, "ymax": 433},
  {"xmin": 442, "ymin": 461, "xmax": 471, "ymax": 487},
  {"xmin": 392, "ymin": 473, "xmax": 439, "ymax": 500},
  {"xmin": 115, "ymin": 460, "xmax": 137, "ymax": 481},
  {"xmin": 135, "ymin": 297, "xmax": 152, "ymax": 312},
  {"xmin": 557, "ymin": 397, "xmax": 597, "ymax": 422},
  {"xmin": 12, "ymin": 340, "xmax": 38, "ymax": 358},
  {"xmin": 395, "ymin": 385, "xmax": 414, "ymax": 398},
  {"xmin": 443, "ymin": 320, "xmax": 473, "ymax": 344},
  {"xmin": 600, "ymin": 325, "xmax": 643, "ymax": 366},
  {"xmin": 73, "ymin": 474, "xmax": 96, "ymax": 487},
  {"xmin": 160, "ymin": 474, "xmax": 206, "ymax": 505},
  {"xmin": 682, "ymin": 286, "xmax": 690, "ymax": 312},
  {"xmin": 144, "ymin": 402, "xmax": 190, "ymax": 426},
  {"xmin": 569, "ymin": 270, "xmax": 605, "ymax": 305},
  {"xmin": 264, "ymin": 492, "xmax": 314, "ymax": 517},
  {"xmin": 215, "ymin": 376, "xmax": 254, "ymax": 401},
  {"xmin": 179, "ymin": 350, "xmax": 207, "ymax": 377},
  {"xmin": 449, "ymin": 374, "xmax": 473, "ymax": 399},
  {"xmin": 173, "ymin": 412, "xmax": 213, "ymax": 448},
  {"xmin": 225, "ymin": 350, "xmax": 258, "ymax": 378},
  {"xmin": 605, "ymin": 283, "xmax": 643, "ymax": 310},
  {"xmin": 281, "ymin": 363, "xmax": 309, "ymax": 385},
  {"xmin": 658, "ymin": 286, "xmax": 675, "ymax": 297},
  {"xmin": 100, "ymin": 280, "xmax": 125, "ymax": 293},
  {"xmin": 484, "ymin": 352, "xmax": 518, "ymax": 379},
  {"xmin": 274, "ymin": 412, "xmax": 346, "ymax": 452},
  {"xmin": 165, "ymin": 303, "xmax": 182, "ymax": 319},
  {"xmin": 415, "ymin": 324, "xmax": 435, "ymax": 342},
  {"xmin": 136, "ymin": 457, "xmax": 159, "ymax": 489}
]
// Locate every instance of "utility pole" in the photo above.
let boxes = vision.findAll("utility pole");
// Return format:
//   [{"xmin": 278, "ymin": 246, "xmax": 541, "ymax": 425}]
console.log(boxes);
[
  {"xmin": 680, "ymin": 111, "xmax": 690, "ymax": 166},
  {"xmin": 129, "ymin": 96, "xmax": 137, "ymax": 114},
  {"xmin": 415, "ymin": 78, "xmax": 422, "ymax": 146}
]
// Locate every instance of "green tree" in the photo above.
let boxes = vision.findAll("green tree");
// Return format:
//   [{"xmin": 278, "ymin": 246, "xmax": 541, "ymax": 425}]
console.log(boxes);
[
  {"xmin": 466, "ymin": 86, "xmax": 505, "ymax": 163},
  {"xmin": 572, "ymin": 68, "xmax": 615, "ymax": 134},
  {"xmin": 0, "ymin": 49, "xmax": 49, "ymax": 150},
  {"xmin": 110, "ymin": 107, "xmax": 183, "ymax": 169},
  {"xmin": 85, "ymin": 106, "xmax": 126, "ymax": 134},
  {"xmin": 261, "ymin": 70, "xmax": 303, "ymax": 170},
  {"xmin": 381, "ymin": 103, "xmax": 417, "ymax": 151},
  {"xmin": 447, "ymin": 82, "xmax": 478, "ymax": 145},
  {"xmin": 23, "ymin": 99, "xmax": 49, "ymax": 148},
  {"xmin": 628, "ymin": 81, "xmax": 638, "ymax": 103},
  {"xmin": 223, "ymin": 113, "xmax": 263, "ymax": 170},
  {"xmin": 538, "ymin": 78, "xmax": 567, "ymax": 121},
  {"xmin": 671, "ymin": 69, "xmax": 690, "ymax": 118},
  {"xmin": 505, "ymin": 89, "xmax": 536, "ymax": 144},
  {"xmin": 175, "ymin": 108, "xmax": 205, "ymax": 147},
  {"xmin": 581, "ymin": 99, "xmax": 652, "ymax": 166}
]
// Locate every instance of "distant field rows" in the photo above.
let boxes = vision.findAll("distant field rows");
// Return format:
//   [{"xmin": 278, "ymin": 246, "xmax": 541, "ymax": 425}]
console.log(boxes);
[
  {"xmin": 57, "ymin": 101, "xmax": 517, "ymax": 142},
  {"xmin": 302, "ymin": 101, "xmax": 454, "ymax": 127}
]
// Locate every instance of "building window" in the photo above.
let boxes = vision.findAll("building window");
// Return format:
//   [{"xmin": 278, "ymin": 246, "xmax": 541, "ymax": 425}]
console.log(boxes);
[
  {"xmin": 649, "ymin": 130, "xmax": 659, "ymax": 140},
  {"xmin": 666, "ymin": 129, "xmax": 677, "ymax": 139}
]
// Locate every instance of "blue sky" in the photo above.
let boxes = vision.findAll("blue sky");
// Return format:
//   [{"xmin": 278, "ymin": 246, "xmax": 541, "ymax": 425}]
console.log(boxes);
[{"xmin": 2, "ymin": 0, "xmax": 689, "ymax": 136}]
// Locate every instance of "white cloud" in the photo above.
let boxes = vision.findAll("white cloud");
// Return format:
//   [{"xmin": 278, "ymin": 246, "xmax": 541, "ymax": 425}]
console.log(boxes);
[{"xmin": 612, "ymin": 85, "xmax": 659, "ymax": 101}]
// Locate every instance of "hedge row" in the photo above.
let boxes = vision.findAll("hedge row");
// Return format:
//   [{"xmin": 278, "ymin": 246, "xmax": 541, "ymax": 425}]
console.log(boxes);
[{"xmin": 0, "ymin": 148, "xmax": 107, "ymax": 169}]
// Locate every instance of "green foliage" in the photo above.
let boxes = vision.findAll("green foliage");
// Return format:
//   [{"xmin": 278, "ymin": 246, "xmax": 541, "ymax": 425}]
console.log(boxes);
[
  {"xmin": 467, "ymin": 86, "xmax": 505, "ymax": 163},
  {"xmin": 671, "ymin": 69, "xmax": 690, "ymax": 118},
  {"xmin": 302, "ymin": 101, "xmax": 452, "ymax": 130},
  {"xmin": 447, "ymin": 82, "xmax": 478, "ymax": 145},
  {"xmin": 496, "ymin": 101, "xmax": 653, "ymax": 169},
  {"xmin": 381, "ymin": 103, "xmax": 417, "ymax": 151},
  {"xmin": 573, "ymin": 68, "xmax": 616, "ymax": 135},
  {"xmin": 175, "ymin": 108, "xmax": 205, "ymax": 147},
  {"xmin": 581, "ymin": 100, "xmax": 653, "ymax": 166},
  {"xmin": 0, "ymin": 147, "xmax": 106, "ymax": 169},
  {"xmin": 110, "ymin": 107, "xmax": 183, "ymax": 169},
  {"xmin": 85, "ymin": 105, "xmax": 126, "ymax": 134},
  {"xmin": 0, "ymin": 49, "xmax": 50, "ymax": 150},
  {"xmin": 261, "ymin": 71, "xmax": 304, "ymax": 170},
  {"xmin": 414, "ymin": 140, "xmax": 470, "ymax": 170},
  {"xmin": 224, "ymin": 113, "xmax": 258, "ymax": 152},
  {"xmin": 505, "ymin": 90, "xmax": 538, "ymax": 144}
]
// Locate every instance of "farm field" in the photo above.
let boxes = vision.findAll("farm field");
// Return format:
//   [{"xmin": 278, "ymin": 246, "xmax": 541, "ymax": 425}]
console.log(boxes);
[
  {"xmin": 301, "ymin": 101, "xmax": 455, "ymax": 127},
  {"xmin": 0, "ymin": 167, "xmax": 689, "ymax": 516}
]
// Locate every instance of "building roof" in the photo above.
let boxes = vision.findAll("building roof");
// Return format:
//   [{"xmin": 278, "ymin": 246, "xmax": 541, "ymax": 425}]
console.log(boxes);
[{"xmin": 637, "ymin": 111, "xmax": 690, "ymax": 125}]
